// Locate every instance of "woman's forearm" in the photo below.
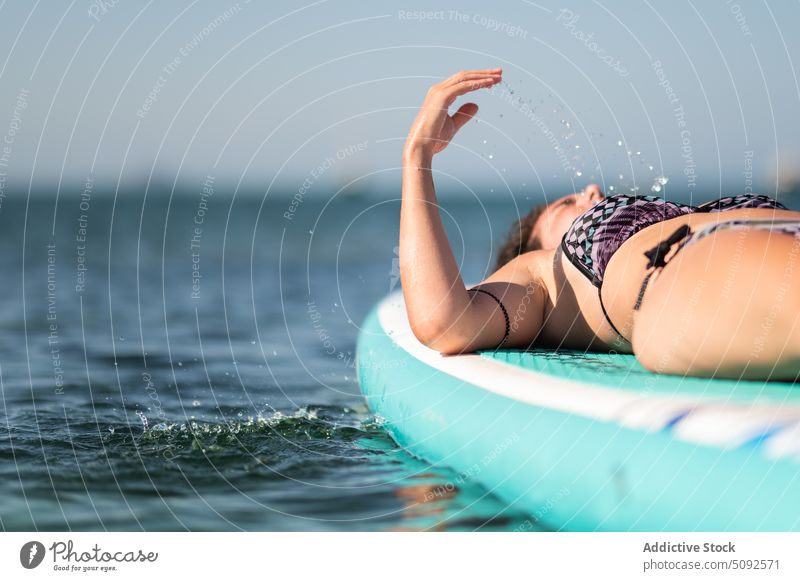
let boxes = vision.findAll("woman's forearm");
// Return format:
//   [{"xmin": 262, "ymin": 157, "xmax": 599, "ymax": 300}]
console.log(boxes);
[
  {"xmin": 396, "ymin": 68, "xmax": 507, "ymax": 351},
  {"xmin": 399, "ymin": 147, "xmax": 471, "ymax": 347}
]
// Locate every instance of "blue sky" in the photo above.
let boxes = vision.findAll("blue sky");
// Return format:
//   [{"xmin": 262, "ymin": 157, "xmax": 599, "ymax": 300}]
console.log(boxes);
[{"xmin": 0, "ymin": 0, "xmax": 798, "ymax": 202}]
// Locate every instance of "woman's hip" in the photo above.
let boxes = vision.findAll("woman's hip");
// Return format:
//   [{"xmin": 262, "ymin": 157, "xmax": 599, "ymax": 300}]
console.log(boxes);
[{"xmin": 630, "ymin": 223, "xmax": 800, "ymax": 380}]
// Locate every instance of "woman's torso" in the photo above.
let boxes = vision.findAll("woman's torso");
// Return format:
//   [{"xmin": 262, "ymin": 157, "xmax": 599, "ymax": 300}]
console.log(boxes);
[{"xmin": 532, "ymin": 198, "xmax": 800, "ymax": 353}]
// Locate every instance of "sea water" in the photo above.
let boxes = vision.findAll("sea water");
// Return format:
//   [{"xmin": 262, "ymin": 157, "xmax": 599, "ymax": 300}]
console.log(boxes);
[
  {"xmin": 7, "ymin": 178, "xmax": 788, "ymax": 531},
  {"xmin": 0, "ymin": 192, "xmax": 536, "ymax": 531}
]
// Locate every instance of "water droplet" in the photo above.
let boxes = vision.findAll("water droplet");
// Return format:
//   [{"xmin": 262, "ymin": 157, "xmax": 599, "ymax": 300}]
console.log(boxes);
[
  {"xmin": 192, "ymin": 400, "xmax": 201, "ymax": 407},
  {"xmin": 636, "ymin": 151, "xmax": 641, "ymax": 156},
  {"xmin": 619, "ymin": 174, "xmax": 624, "ymax": 180},
  {"xmin": 617, "ymin": 140, "xmax": 623, "ymax": 146},
  {"xmin": 648, "ymin": 165, "xmax": 654, "ymax": 171},
  {"xmin": 488, "ymin": 154, "xmax": 494, "ymax": 159},
  {"xmin": 272, "ymin": 350, "xmax": 277, "ymax": 356},
  {"xmin": 136, "ymin": 410, "xmax": 149, "ymax": 431},
  {"xmin": 251, "ymin": 340, "xmax": 256, "ymax": 345},
  {"xmin": 609, "ymin": 186, "xmax": 615, "ymax": 191},
  {"xmin": 119, "ymin": 336, "xmax": 125, "ymax": 342},
  {"xmin": 574, "ymin": 144, "xmax": 580, "ymax": 149},
  {"xmin": 177, "ymin": 361, "xmax": 183, "ymax": 367},
  {"xmin": 575, "ymin": 171, "xmax": 583, "ymax": 177},
  {"xmin": 483, "ymin": 139, "xmax": 487, "ymax": 144}
]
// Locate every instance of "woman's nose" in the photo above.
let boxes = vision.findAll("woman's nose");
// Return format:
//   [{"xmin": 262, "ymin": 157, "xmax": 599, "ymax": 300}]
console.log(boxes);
[
  {"xmin": 584, "ymin": 184, "xmax": 604, "ymax": 201},
  {"xmin": 575, "ymin": 185, "xmax": 603, "ymax": 210}
]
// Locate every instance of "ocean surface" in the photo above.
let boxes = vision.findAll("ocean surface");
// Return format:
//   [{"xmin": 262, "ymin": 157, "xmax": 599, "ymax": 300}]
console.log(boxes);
[
  {"xmin": 0, "ymin": 188, "xmax": 542, "ymax": 531},
  {"xmin": 5, "ymin": 186, "xmax": 797, "ymax": 532}
]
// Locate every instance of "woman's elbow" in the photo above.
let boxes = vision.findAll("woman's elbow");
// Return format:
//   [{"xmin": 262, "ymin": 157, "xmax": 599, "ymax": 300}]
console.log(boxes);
[{"xmin": 409, "ymin": 319, "xmax": 473, "ymax": 355}]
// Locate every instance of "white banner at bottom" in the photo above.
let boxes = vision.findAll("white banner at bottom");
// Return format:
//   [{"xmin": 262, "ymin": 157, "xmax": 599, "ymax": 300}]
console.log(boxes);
[{"xmin": 1, "ymin": 532, "xmax": 798, "ymax": 580}]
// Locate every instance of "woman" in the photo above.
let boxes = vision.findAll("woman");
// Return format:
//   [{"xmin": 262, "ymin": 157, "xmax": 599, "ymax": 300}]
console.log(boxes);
[{"xmin": 400, "ymin": 68, "xmax": 800, "ymax": 381}]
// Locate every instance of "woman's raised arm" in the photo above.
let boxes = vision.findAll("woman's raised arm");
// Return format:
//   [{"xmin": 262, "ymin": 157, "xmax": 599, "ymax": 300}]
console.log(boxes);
[{"xmin": 400, "ymin": 69, "xmax": 546, "ymax": 354}]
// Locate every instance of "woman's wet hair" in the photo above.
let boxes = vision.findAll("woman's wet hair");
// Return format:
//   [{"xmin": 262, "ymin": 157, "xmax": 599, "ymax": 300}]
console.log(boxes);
[{"xmin": 495, "ymin": 203, "xmax": 548, "ymax": 270}]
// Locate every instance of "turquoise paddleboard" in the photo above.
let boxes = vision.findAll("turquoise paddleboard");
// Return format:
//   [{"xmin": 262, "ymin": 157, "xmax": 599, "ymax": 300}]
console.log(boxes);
[{"xmin": 356, "ymin": 291, "xmax": 800, "ymax": 531}]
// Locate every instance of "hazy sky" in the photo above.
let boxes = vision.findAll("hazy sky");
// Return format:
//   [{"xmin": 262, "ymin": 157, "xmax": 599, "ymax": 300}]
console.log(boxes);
[{"xmin": 0, "ymin": 0, "xmax": 798, "ymax": 202}]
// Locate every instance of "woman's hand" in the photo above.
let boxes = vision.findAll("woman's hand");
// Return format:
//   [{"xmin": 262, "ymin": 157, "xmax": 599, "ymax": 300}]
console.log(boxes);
[
  {"xmin": 399, "ymin": 67, "xmax": 545, "ymax": 354},
  {"xmin": 404, "ymin": 68, "xmax": 502, "ymax": 158}
]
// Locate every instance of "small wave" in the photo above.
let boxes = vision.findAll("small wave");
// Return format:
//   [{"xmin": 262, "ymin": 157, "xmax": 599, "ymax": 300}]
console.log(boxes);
[{"xmin": 99, "ymin": 404, "xmax": 395, "ymax": 464}]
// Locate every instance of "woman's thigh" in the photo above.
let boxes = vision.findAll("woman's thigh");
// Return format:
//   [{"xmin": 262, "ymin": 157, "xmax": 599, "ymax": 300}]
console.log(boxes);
[{"xmin": 631, "ymin": 227, "xmax": 800, "ymax": 381}]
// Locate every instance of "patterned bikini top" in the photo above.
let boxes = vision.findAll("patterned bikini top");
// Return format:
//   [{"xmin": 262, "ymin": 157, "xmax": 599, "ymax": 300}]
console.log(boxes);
[{"xmin": 560, "ymin": 193, "xmax": 787, "ymax": 288}]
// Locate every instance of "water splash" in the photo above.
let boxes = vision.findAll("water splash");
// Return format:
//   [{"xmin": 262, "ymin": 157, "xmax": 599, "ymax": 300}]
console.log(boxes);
[
  {"xmin": 651, "ymin": 176, "xmax": 669, "ymax": 193},
  {"xmin": 136, "ymin": 410, "xmax": 149, "ymax": 432}
]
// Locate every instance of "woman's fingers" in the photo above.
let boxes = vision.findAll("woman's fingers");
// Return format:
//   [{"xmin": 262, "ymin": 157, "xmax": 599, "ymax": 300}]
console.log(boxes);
[
  {"xmin": 440, "ymin": 68, "xmax": 502, "ymax": 87},
  {"xmin": 451, "ymin": 102, "xmax": 479, "ymax": 132},
  {"xmin": 424, "ymin": 69, "xmax": 501, "ymax": 110},
  {"xmin": 442, "ymin": 76, "xmax": 501, "ymax": 101},
  {"xmin": 442, "ymin": 73, "xmax": 502, "ymax": 88},
  {"xmin": 429, "ymin": 76, "xmax": 500, "ymax": 103},
  {"xmin": 407, "ymin": 69, "xmax": 500, "ymax": 155},
  {"xmin": 439, "ymin": 74, "xmax": 502, "ymax": 95}
]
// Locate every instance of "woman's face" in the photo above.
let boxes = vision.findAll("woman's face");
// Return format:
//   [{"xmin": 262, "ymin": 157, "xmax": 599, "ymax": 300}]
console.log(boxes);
[{"xmin": 529, "ymin": 184, "xmax": 604, "ymax": 250}]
